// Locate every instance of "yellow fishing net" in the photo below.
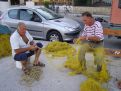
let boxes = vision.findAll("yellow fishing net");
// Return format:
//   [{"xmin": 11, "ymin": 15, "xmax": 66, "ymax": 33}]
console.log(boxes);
[
  {"xmin": 64, "ymin": 43, "xmax": 90, "ymax": 75},
  {"xmin": 44, "ymin": 41, "xmax": 76, "ymax": 57},
  {"xmin": 0, "ymin": 34, "xmax": 11, "ymax": 58},
  {"xmin": 44, "ymin": 41, "xmax": 110, "ymax": 90},
  {"xmin": 21, "ymin": 66, "xmax": 42, "ymax": 86},
  {"xmin": 83, "ymin": 62, "xmax": 110, "ymax": 83},
  {"xmin": 80, "ymin": 78, "xmax": 107, "ymax": 91}
]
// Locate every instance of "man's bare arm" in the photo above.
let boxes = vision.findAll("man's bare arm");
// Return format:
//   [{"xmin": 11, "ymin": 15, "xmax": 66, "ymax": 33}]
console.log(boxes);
[
  {"xmin": 80, "ymin": 36, "xmax": 86, "ymax": 40},
  {"xmin": 15, "ymin": 47, "xmax": 30, "ymax": 54},
  {"xmin": 88, "ymin": 36, "xmax": 101, "ymax": 41},
  {"xmin": 15, "ymin": 45, "xmax": 37, "ymax": 54}
]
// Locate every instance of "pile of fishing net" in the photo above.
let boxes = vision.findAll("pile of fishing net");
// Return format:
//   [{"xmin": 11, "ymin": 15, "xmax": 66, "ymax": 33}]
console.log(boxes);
[
  {"xmin": 44, "ymin": 41, "xmax": 110, "ymax": 91},
  {"xmin": 0, "ymin": 34, "xmax": 11, "ymax": 58},
  {"xmin": 80, "ymin": 78, "xmax": 107, "ymax": 91},
  {"xmin": 21, "ymin": 66, "xmax": 42, "ymax": 86},
  {"xmin": 44, "ymin": 41, "xmax": 75, "ymax": 57},
  {"xmin": 63, "ymin": 44, "xmax": 110, "ymax": 91},
  {"xmin": 64, "ymin": 45, "xmax": 110, "ymax": 82},
  {"xmin": 64, "ymin": 44, "xmax": 90, "ymax": 75}
]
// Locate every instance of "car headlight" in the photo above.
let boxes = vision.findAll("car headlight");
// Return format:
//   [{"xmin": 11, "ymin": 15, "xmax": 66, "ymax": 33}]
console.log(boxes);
[{"xmin": 64, "ymin": 27, "xmax": 74, "ymax": 32}]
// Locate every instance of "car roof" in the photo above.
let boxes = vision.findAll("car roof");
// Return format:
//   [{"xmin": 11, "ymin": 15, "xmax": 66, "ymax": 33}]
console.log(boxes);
[{"xmin": 7, "ymin": 5, "xmax": 44, "ymax": 11}]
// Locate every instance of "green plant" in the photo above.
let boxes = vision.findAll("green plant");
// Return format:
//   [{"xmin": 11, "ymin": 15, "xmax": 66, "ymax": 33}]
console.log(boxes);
[{"xmin": 44, "ymin": 1, "xmax": 50, "ymax": 8}]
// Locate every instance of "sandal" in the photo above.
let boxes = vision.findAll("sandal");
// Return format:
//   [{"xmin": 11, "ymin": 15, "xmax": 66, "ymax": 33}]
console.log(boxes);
[
  {"xmin": 33, "ymin": 62, "xmax": 45, "ymax": 67},
  {"xmin": 22, "ymin": 67, "xmax": 30, "ymax": 75},
  {"xmin": 117, "ymin": 81, "xmax": 121, "ymax": 89}
]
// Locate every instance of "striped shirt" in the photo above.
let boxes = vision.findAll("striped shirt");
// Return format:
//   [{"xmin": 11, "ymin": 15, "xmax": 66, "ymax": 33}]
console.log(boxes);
[{"xmin": 81, "ymin": 21, "xmax": 104, "ymax": 40}]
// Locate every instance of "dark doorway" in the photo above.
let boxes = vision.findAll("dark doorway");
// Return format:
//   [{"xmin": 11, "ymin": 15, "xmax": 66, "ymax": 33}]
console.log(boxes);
[
  {"xmin": 0, "ymin": 0, "xmax": 8, "ymax": 1},
  {"xmin": 10, "ymin": 0, "xmax": 20, "ymax": 5}
]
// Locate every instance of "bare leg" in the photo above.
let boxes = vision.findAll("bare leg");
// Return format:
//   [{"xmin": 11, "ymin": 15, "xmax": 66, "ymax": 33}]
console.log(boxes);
[
  {"xmin": 117, "ymin": 81, "xmax": 121, "ymax": 89},
  {"xmin": 21, "ymin": 61, "xmax": 29, "ymax": 74},
  {"xmin": 34, "ymin": 48, "xmax": 41, "ymax": 64},
  {"xmin": 33, "ymin": 48, "xmax": 45, "ymax": 67},
  {"xmin": 21, "ymin": 61, "xmax": 27, "ymax": 69}
]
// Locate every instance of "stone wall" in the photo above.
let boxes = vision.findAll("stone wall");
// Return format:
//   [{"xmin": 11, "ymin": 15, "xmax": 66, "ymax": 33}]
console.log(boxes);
[{"xmin": 68, "ymin": 6, "xmax": 111, "ymax": 15}]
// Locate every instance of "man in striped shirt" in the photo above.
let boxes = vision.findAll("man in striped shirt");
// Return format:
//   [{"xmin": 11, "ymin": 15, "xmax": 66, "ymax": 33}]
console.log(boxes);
[
  {"xmin": 80, "ymin": 12, "xmax": 104, "ymax": 43},
  {"xmin": 78, "ymin": 12, "xmax": 104, "ymax": 72}
]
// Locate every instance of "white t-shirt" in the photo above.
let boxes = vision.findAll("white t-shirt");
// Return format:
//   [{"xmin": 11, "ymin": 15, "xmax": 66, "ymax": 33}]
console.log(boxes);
[{"xmin": 10, "ymin": 30, "xmax": 33, "ymax": 57}]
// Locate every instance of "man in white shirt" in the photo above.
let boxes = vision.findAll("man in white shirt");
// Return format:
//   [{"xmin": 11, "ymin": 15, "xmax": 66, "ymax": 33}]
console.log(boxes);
[{"xmin": 10, "ymin": 22, "xmax": 45, "ymax": 74}]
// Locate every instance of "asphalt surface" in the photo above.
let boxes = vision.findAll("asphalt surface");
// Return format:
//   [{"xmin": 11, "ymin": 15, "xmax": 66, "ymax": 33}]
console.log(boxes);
[{"xmin": 0, "ymin": 15, "xmax": 121, "ymax": 91}]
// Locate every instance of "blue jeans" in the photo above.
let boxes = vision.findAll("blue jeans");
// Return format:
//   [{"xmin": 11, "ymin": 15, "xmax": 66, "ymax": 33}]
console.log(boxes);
[{"xmin": 14, "ymin": 42, "xmax": 43, "ymax": 61}]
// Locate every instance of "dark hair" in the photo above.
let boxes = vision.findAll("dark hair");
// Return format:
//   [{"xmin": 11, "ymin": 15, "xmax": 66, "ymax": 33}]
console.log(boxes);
[{"xmin": 82, "ymin": 12, "xmax": 92, "ymax": 18}]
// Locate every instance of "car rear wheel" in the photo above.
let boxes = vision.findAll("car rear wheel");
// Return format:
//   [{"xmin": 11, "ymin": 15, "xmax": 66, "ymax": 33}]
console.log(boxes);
[{"xmin": 47, "ymin": 31, "xmax": 63, "ymax": 41}]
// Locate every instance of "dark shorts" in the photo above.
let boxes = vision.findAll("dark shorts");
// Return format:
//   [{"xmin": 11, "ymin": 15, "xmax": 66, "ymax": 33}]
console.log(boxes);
[
  {"xmin": 82, "ymin": 40, "xmax": 104, "ymax": 48},
  {"xmin": 14, "ymin": 42, "xmax": 43, "ymax": 61}
]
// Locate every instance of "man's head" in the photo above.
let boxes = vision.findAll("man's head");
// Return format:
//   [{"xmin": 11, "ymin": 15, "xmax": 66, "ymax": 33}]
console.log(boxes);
[
  {"xmin": 82, "ymin": 12, "xmax": 94, "ymax": 26},
  {"xmin": 17, "ymin": 22, "xmax": 26, "ymax": 36}
]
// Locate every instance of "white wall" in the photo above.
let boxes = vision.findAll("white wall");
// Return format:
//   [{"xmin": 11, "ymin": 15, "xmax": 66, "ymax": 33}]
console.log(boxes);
[
  {"xmin": 93, "ymin": 0, "xmax": 112, "ymax": 4},
  {"xmin": 20, "ymin": 0, "xmax": 25, "ymax": 4},
  {"xmin": 0, "ymin": 1, "xmax": 10, "ymax": 12},
  {"xmin": 103, "ymin": 0, "xmax": 112, "ymax": 4}
]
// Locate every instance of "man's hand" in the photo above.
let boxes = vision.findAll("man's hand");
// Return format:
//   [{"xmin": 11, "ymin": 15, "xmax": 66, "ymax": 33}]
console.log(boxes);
[
  {"xmin": 29, "ymin": 45, "xmax": 38, "ymax": 51},
  {"xmin": 73, "ymin": 36, "xmax": 86, "ymax": 44},
  {"xmin": 30, "ymin": 41, "xmax": 36, "ymax": 46},
  {"xmin": 80, "ymin": 36, "xmax": 86, "ymax": 40},
  {"xmin": 88, "ymin": 36, "xmax": 100, "ymax": 42}
]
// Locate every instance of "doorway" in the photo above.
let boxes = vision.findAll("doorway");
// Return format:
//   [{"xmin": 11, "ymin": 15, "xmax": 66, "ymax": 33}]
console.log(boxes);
[{"xmin": 10, "ymin": 0, "xmax": 20, "ymax": 5}]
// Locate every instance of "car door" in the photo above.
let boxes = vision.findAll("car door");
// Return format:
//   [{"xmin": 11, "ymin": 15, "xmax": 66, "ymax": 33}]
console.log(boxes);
[
  {"xmin": 19, "ymin": 9, "xmax": 44, "ymax": 38},
  {"xmin": 5, "ymin": 9, "xmax": 20, "ymax": 32}
]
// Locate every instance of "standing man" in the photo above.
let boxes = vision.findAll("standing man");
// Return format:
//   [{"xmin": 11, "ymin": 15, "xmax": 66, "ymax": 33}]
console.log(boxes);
[
  {"xmin": 10, "ymin": 22, "xmax": 45, "ymax": 74},
  {"xmin": 77, "ymin": 12, "xmax": 104, "ymax": 72}
]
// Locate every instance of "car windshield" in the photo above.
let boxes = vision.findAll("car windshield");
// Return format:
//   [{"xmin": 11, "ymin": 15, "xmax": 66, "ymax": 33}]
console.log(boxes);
[{"xmin": 37, "ymin": 8, "xmax": 63, "ymax": 20}]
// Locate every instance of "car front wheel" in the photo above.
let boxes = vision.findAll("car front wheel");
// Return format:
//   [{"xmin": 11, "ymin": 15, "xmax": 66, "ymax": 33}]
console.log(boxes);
[{"xmin": 47, "ymin": 31, "xmax": 63, "ymax": 41}]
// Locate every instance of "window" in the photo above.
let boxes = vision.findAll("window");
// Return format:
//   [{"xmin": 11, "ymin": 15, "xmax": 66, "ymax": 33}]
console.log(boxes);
[
  {"xmin": 19, "ymin": 9, "xmax": 33, "ymax": 21},
  {"xmin": 0, "ymin": 0, "xmax": 8, "ymax": 1},
  {"xmin": 8, "ymin": 9, "xmax": 18, "ymax": 19},
  {"xmin": 31, "ymin": 12, "xmax": 41, "ymax": 22},
  {"xmin": 119, "ymin": 0, "xmax": 121, "ymax": 8},
  {"xmin": 37, "ymin": 8, "xmax": 63, "ymax": 20}
]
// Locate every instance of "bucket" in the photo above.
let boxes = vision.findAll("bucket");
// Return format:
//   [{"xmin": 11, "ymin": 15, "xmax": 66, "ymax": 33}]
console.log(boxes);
[
  {"xmin": 16, "ymin": 61, "xmax": 22, "ymax": 69},
  {"xmin": 15, "ymin": 57, "xmax": 30, "ymax": 69}
]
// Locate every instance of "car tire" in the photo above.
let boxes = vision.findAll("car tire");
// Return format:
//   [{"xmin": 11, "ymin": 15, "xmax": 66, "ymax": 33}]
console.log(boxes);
[{"xmin": 47, "ymin": 31, "xmax": 63, "ymax": 41}]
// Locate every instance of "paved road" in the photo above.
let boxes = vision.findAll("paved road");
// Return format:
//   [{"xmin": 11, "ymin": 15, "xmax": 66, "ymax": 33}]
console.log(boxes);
[
  {"xmin": 0, "ymin": 15, "xmax": 121, "ymax": 91},
  {"xmin": 0, "ymin": 40, "xmax": 121, "ymax": 91}
]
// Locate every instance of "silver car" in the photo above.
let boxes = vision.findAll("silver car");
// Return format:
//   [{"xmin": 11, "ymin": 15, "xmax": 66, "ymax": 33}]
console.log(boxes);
[{"xmin": 0, "ymin": 6, "xmax": 81, "ymax": 41}]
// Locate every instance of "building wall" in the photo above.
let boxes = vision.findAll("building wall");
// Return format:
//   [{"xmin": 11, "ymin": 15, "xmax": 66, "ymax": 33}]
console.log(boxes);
[
  {"xmin": 0, "ymin": 1, "xmax": 9, "ymax": 12},
  {"xmin": 32, "ymin": 0, "xmax": 71, "ymax": 4},
  {"xmin": 20, "ymin": 0, "xmax": 24, "ymax": 4},
  {"xmin": 103, "ymin": 0, "xmax": 112, "ymax": 3},
  {"xmin": 93, "ymin": 0, "xmax": 112, "ymax": 4},
  {"xmin": 111, "ymin": 0, "xmax": 121, "ymax": 24}
]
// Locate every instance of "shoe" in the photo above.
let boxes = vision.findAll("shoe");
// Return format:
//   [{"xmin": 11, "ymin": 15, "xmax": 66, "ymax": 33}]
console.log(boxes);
[
  {"xmin": 97, "ymin": 65, "xmax": 102, "ymax": 72},
  {"xmin": 22, "ymin": 67, "xmax": 30, "ymax": 75},
  {"xmin": 33, "ymin": 62, "xmax": 45, "ymax": 67}
]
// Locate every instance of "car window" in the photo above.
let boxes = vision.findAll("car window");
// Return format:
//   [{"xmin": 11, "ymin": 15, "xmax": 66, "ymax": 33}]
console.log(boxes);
[
  {"xmin": 37, "ymin": 8, "xmax": 63, "ymax": 20},
  {"xmin": 8, "ymin": 9, "xmax": 18, "ymax": 19},
  {"xmin": 31, "ymin": 12, "xmax": 41, "ymax": 22},
  {"xmin": 19, "ymin": 9, "xmax": 33, "ymax": 21}
]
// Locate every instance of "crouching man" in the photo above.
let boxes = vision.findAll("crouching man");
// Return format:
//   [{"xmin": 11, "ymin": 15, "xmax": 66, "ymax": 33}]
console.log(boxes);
[{"xmin": 10, "ymin": 22, "xmax": 45, "ymax": 74}]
